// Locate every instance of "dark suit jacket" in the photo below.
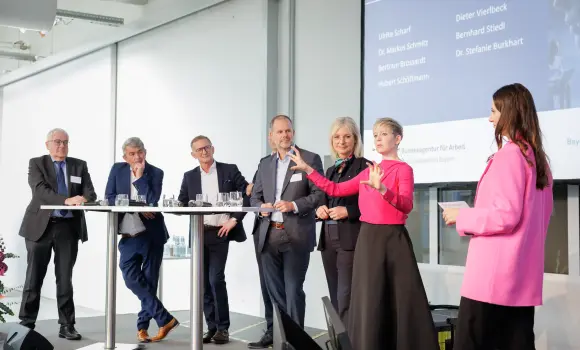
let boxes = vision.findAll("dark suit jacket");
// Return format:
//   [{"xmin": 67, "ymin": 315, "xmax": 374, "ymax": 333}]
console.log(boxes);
[
  {"xmin": 317, "ymin": 157, "xmax": 369, "ymax": 251},
  {"xmin": 104, "ymin": 161, "xmax": 169, "ymax": 244},
  {"xmin": 178, "ymin": 161, "xmax": 249, "ymax": 243},
  {"xmin": 251, "ymin": 154, "xmax": 272, "ymax": 239},
  {"xmin": 251, "ymin": 146, "xmax": 324, "ymax": 253},
  {"xmin": 19, "ymin": 155, "xmax": 97, "ymax": 242}
]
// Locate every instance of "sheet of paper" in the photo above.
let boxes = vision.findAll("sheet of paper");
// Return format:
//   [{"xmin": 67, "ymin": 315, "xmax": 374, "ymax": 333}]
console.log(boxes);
[{"xmin": 438, "ymin": 201, "xmax": 470, "ymax": 209}]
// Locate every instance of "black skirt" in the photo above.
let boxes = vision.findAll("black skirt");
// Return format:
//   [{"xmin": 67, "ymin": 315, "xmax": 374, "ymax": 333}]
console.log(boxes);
[{"xmin": 347, "ymin": 223, "xmax": 439, "ymax": 350}]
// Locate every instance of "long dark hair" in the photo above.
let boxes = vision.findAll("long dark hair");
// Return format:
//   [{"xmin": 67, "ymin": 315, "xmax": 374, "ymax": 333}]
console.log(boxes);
[{"xmin": 493, "ymin": 83, "xmax": 550, "ymax": 189}]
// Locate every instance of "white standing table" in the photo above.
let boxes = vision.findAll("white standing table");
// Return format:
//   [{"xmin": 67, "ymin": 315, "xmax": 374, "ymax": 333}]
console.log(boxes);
[{"xmin": 40, "ymin": 205, "xmax": 271, "ymax": 350}]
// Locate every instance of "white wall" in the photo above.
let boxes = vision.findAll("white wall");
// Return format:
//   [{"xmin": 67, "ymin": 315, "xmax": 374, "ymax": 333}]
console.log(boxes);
[
  {"xmin": 287, "ymin": 0, "xmax": 362, "ymax": 330},
  {"xmin": 0, "ymin": 46, "xmax": 115, "ymax": 311},
  {"xmin": 114, "ymin": 0, "xmax": 268, "ymax": 316}
]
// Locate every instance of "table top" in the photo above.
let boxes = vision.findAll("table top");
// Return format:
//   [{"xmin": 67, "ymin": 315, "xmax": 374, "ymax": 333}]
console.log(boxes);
[{"xmin": 40, "ymin": 205, "xmax": 275, "ymax": 213}]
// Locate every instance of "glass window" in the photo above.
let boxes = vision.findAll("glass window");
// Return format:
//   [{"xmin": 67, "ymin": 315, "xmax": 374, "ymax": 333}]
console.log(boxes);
[
  {"xmin": 545, "ymin": 184, "xmax": 568, "ymax": 274},
  {"xmin": 437, "ymin": 183, "xmax": 569, "ymax": 274},
  {"xmin": 407, "ymin": 188, "xmax": 430, "ymax": 263},
  {"xmin": 437, "ymin": 185, "xmax": 475, "ymax": 266}
]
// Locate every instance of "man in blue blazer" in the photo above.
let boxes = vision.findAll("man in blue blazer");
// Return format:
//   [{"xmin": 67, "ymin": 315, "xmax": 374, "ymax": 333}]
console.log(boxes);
[
  {"xmin": 105, "ymin": 137, "xmax": 179, "ymax": 343},
  {"xmin": 178, "ymin": 135, "xmax": 250, "ymax": 345}
]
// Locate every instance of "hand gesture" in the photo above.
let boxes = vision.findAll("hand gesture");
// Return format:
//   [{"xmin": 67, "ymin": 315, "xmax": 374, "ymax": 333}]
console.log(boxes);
[
  {"xmin": 288, "ymin": 146, "xmax": 313, "ymax": 174},
  {"xmin": 442, "ymin": 208, "xmax": 459, "ymax": 226},
  {"xmin": 218, "ymin": 218, "xmax": 237, "ymax": 237},
  {"xmin": 260, "ymin": 203, "xmax": 273, "ymax": 217},
  {"xmin": 65, "ymin": 195, "xmax": 87, "ymax": 206},
  {"xmin": 133, "ymin": 160, "xmax": 145, "ymax": 179},
  {"xmin": 316, "ymin": 205, "xmax": 330, "ymax": 220},
  {"xmin": 328, "ymin": 206, "xmax": 348, "ymax": 220},
  {"xmin": 246, "ymin": 183, "xmax": 254, "ymax": 196},
  {"xmin": 360, "ymin": 162, "xmax": 384, "ymax": 190},
  {"xmin": 274, "ymin": 200, "xmax": 294, "ymax": 213}
]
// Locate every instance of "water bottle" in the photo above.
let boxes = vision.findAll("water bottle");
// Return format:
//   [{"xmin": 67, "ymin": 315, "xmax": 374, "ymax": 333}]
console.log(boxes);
[
  {"xmin": 163, "ymin": 242, "xmax": 170, "ymax": 258},
  {"xmin": 169, "ymin": 236, "xmax": 175, "ymax": 257},
  {"xmin": 182, "ymin": 236, "xmax": 188, "ymax": 256}
]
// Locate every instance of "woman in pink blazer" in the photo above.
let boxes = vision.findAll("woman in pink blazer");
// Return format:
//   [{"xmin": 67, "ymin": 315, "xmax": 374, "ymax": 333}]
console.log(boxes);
[{"xmin": 442, "ymin": 83, "xmax": 553, "ymax": 350}]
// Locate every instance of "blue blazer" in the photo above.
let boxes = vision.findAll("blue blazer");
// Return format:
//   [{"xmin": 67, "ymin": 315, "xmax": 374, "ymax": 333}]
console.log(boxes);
[{"xmin": 105, "ymin": 161, "xmax": 169, "ymax": 243}]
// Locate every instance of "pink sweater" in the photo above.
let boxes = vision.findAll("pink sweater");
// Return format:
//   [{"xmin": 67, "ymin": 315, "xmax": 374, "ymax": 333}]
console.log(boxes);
[
  {"xmin": 306, "ymin": 160, "xmax": 414, "ymax": 224},
  {"xmin": 456, "ymin": 141, "xmax": 553, "ymax": 306}
]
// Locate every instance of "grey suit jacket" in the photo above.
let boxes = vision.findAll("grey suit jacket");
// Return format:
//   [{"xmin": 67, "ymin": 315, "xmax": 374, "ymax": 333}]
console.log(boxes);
[
  {"xmin": 19, "ymin": 155, "xmax": 97, "ymax": 242},
  {"xmin": 251, "ymin": 146, "xmax": 324, "ymax": 252}
]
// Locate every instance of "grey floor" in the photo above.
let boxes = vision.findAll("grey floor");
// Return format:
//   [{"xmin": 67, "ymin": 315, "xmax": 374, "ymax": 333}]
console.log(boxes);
[{"xmin": 11, "ymin": 310, "xmax": 329, "ymax": 350}]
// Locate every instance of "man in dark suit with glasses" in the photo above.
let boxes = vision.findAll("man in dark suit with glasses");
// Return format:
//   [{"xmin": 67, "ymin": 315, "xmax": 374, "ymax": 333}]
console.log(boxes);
[{"xmin": 18, "ymin": 128, "xmax": 97, "ymax": 341}]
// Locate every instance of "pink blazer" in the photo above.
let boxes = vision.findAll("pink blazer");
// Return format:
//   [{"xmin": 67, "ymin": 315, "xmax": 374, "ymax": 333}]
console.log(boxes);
[{"xmin": 456, "ymin": 141, "xmax": 553, "ymax": 307}]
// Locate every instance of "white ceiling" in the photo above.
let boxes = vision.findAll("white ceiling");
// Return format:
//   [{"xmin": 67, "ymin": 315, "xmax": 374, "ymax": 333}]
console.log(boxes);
[{"xmin": 0, "ymin": 0, "xmax": 203, "ymax": 75}]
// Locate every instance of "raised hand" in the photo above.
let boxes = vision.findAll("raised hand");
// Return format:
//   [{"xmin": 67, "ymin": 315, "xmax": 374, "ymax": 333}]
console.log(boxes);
[
  {"xmin": 360, "ymin": 162, "xmax": 384, "ymax": 191},
  {"xmin": 288, "ymin": 146, "xmax": 313, "ymax": 174}
]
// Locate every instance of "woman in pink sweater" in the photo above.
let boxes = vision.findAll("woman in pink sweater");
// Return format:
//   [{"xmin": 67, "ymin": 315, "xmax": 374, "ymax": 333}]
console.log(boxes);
[
  {"xmin": 442, "ymin": 83, "xmax": 553, "ymax": 350},
  {"xmin": 289, "ymin": 118, "xmax": 438, "ymax": 350}
]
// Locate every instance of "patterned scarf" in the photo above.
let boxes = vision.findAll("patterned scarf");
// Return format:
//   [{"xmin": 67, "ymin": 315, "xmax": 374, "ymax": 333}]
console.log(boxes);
[{"xmin": 334, "ymin": 155, "xmax": 353, "ymax": 167}]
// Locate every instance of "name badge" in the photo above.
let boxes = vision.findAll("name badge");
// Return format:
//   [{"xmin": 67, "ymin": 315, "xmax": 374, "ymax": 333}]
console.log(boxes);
[
  {"xmin": 290, "ymin": 173, "xmax": 302, "ymax": 182},
  {"xmin": 70, "ymin": 176, "xmax": 82, "ymax": 184}
]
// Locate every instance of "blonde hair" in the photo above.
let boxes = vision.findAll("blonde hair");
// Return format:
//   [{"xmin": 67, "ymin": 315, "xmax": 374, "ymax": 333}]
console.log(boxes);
[
  {"xmin": 329, "ymin": 117, "xmax": 363, "ymax": 161},
  {"xmin": 373, "ymin": 118, "xmax": 403, "ymax": 137}
]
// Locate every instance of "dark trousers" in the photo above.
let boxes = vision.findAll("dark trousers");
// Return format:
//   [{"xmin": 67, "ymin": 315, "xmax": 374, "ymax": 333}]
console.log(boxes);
[
  {"xmin": 253, "ymin": 231, "xmax": 273, "ymax": 332},
  {"xmin": 454, "ymin": 297, "xmax": 536, "ymax": 350},
  {"xmin": 261, "ymin": 227, "xmax": 310, "ymax": 328},
  {"xmin": 203, "ymin": 227, "xmax": 230, "ymax": 331},
  {"xmin": 348, "ymin": 223, "xmax": 438, "ymax": 350},
  {"xmin": 118, "ymin": 234, "xmax": 172, "ymax": 330},
  {"xmin": 320, "ymin": 224, "xmax": 354, "ymax": 324},
  {"xmin": 20, "ymin": 219, "xmax": 78, "ymax": 327}
]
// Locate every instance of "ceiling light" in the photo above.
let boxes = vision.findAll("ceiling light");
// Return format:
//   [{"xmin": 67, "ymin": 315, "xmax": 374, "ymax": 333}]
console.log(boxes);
[
  {"xmin": 55, "ymin": 9, "xmax": 124, "ymax": 27},
  {"xmin": 0, "ymin": 51, "xmax": 39, "ymax": 62}
]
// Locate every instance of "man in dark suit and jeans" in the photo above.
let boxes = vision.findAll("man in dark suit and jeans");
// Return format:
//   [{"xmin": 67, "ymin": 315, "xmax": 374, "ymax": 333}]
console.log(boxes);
[
  {"xmin": 178, "ymin": 135, "xmax": 250, "ymax": 345},
  {"xmin": 105, "ymin": 137, "xmax": 179, "ymax": 343},
  {"xmin": 249, "ymin": 115, "xmax": 324, "ymax": 348},
  {"xmin": 19, "ymin": 128, "xmax": 97, "ymax": 340}
]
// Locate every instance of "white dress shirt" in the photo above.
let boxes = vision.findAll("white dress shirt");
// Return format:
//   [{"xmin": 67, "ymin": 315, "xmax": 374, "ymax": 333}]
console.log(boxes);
[
  {"xmin": 201, "ymin": 161, "xmax": 231, "ymax": 226},
  {"xmin": 271, "ymin": 151, "xmax": 298, "ymax": 223},
  {"xmin": 119, "ymin": 170, "xmax": 146, "ymax": 235}
]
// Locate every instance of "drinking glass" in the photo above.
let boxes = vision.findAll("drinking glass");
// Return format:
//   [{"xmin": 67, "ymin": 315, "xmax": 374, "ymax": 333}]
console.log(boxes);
[
  {"xmin": 229, "ymin": 191, "xmax": 243, "ymax": 207},
  {"xmin": 196, "ymin": 193, "xmax": 208, "ymax": 206},
  {"xmin": 216, "ymin": 193, "xmax": 229, "ymax": 207},
  {"xmin": 136, "ymin": 195, "xmax": 146, "ymax": 204},
  {"xmin": 115, "ymin": 194, "xmax": 129, "ymax": 206},
  {"xmin": 162, "ymin": 194, "xmax": 171, "ymax": 207}
]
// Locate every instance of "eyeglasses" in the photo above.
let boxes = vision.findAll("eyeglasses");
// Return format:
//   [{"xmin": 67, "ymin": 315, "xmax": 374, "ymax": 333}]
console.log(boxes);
[
  {"xmin": 50, "ymin": 140, "xmax": 69, "ymax": 146},
  {"xmin": 195, "ymin": 145, "xmax": 212, "ymax": 154}
]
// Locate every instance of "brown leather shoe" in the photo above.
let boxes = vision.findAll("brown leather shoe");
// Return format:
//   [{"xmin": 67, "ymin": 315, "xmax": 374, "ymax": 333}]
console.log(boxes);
[
  {"xmin": 137, "ymin": 329, "xmax": 150, "ymax": 343},
  {"xmin": 213, "ymin": 330, "xmax": 230, "ymax": 344},
  {"xmin": 151, "ymin": 318, "xmax": 179, "ymax": 342}
]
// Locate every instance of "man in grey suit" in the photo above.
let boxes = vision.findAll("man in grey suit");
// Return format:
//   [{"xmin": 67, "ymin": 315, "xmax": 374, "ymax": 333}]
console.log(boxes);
[
  {"xmin": 248, "ymin": 115, "xmax": 324, "ymax": 349},
  {"xmin": 19, "ymin": 128, "xmax": 97, "ymax": 340}
]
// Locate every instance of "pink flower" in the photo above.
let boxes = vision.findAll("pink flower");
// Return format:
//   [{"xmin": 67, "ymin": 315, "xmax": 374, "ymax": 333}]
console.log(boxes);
[
  {"xmin": 0, "ymin": 262, "xmax": 7, "ymax": 276},
  {"xmin": 0, "ymin": 251, "xmax": 5, "ymax": 262}
]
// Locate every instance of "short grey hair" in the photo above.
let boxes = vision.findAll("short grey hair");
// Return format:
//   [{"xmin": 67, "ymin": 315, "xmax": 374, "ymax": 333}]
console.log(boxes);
[
  {"xmin": 269, "ymin": 114, "xmax": 293, "ymax": 130},
  {"xmin": 46, "ymin": 128, "xmax": 68, "ymax": 141},
  {"xmin": 122, "ymin": 137, "xmax": 146, "ymax": 155}
]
